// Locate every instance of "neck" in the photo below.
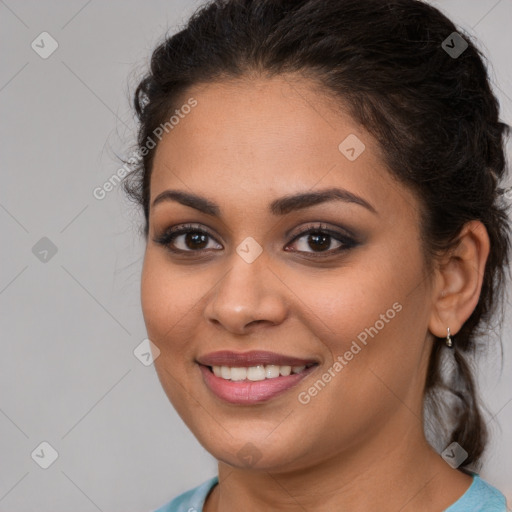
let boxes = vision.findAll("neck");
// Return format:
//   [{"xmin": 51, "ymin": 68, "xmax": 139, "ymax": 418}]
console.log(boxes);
[{"xmin": 205, "ymin": 416, "xmax": 472, "ymax": 512}]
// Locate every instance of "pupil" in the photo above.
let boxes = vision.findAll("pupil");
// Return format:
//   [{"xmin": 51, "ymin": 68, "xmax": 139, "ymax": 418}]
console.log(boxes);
[
  {"xmin": 309, "ymin": 233, "xmax": 329, "ymax": 251},
  {"xmin": 186, "ymin": 232, "xmax": 208, "ymax": 249},
  {"xmin": 182, "ymin": 232, "xmax": 332, "ymax": 251}
]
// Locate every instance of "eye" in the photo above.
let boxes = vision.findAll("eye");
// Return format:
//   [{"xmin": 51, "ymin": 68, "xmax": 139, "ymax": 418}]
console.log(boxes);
[
  {"xmin": 285, "ymin": 223, "xmax": 358, "ymax": 256},
  {"xmin": 153, "ymin": 223, "xmax": 222, "ymax": 254},
  {"xmin": 153, "ymin": 222, "xmax": 358, "ymax": 257}
]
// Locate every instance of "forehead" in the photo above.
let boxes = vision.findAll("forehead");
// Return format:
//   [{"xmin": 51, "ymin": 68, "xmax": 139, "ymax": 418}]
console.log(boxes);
[
  {"xmin": 149, "ymin": 75, "xmax": 416, "ymax": 222},
  {"xmin": 158, "ymin": 75, "xmax": 357, "ymax": 156}
]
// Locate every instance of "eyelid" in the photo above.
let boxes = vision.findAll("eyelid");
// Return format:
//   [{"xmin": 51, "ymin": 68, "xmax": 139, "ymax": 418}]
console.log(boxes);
[
  {"xmin": 286, "ymin": 221, "xmax": 357, "ymax": 242},
  {"xmin": 153, "ymin": 223, "xmax": 221, "ymax": 248},
  {"xmin": 154, "ymin": 221, "xmax": 359, "ymax": 255},
  {"xmin": 284, "ymin": 223, "xmax": 358, "ymax": 256}
]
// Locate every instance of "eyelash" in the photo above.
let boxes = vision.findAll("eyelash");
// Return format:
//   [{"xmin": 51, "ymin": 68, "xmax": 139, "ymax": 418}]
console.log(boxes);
[{"xmin": 153, "ymin": 223, "xmax": 359, "ymax": 258}]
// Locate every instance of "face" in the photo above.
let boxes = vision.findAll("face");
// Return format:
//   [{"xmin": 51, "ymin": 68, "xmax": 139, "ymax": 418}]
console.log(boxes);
[{"xmin": 141, "ymin": 75, "xmax": 436, "ymax": 473}]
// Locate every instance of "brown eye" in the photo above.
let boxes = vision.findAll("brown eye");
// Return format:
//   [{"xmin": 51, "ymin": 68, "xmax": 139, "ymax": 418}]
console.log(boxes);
[
  {"xmin": 154, "ymin": 224, "xmax": 222, "ymax": 253},
  {"xmin": 154, "ymin": 222, "xmax": 358, "ymax": 257},
  {"xmin": 291, "ymin": 231, "xmax": 342, "ymax": 252},
  {"xmin": 285, "ymin": 223, "xmax": 359, "ymax": 256}
]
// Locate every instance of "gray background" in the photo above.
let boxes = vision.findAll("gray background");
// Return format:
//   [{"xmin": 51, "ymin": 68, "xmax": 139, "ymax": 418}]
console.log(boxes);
[{"xmin": 0, "ymin": 1, "xmax": 511, "ymax": 511}]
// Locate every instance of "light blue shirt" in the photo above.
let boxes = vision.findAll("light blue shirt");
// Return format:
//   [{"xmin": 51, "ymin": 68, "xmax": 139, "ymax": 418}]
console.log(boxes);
[{"xmin": 152, "ymin": 473, "xmax": 508, "ymax": 511}]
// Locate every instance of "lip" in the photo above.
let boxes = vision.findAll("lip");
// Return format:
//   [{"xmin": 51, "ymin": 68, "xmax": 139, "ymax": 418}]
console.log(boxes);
[
  {"xmin": 196, "ymin": 350, "xmax": 319, "ymax": 367},
  {"xmin": 199, "ymin": 363, "xmax": 318, "ymax": 405}
]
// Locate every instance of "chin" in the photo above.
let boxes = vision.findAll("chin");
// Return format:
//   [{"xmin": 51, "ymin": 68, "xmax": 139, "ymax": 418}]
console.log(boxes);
[{"xmin": 192, "ymin": 425, "xmax": 317, "ymax": 472}]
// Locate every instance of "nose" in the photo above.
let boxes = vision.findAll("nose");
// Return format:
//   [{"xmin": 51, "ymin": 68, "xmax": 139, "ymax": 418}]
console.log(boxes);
[{"xmin": 204, "ymin": 252, "xmax": 288, "ymax": 335}]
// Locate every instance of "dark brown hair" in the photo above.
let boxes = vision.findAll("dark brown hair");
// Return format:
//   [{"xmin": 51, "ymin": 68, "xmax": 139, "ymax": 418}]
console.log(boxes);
[{"xmin": 122, "ymin": 0, "xmax": 511, "ymax": 470}]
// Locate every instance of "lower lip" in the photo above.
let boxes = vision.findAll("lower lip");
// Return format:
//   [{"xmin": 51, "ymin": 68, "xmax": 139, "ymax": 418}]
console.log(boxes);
[{"xmin": 199, "ymin": 364, "xmax": 318, "ymax": 405}]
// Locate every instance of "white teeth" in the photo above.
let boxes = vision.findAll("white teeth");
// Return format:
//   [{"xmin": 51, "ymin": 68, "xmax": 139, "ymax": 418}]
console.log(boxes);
[
  {"xmin": 265, "ymin": 365, "xmax": 280, "ymax": 379},
  {"xmin": 220, "ymin": 366, "xmax": 231, "ymax": 379},
  {"xmin": 211, "ymin": 363, "xmax": 313, "ymax": 381},
  {"xmin": 230, "ymin": 367, "xmax": 247, "ymax": 381},
  {"xmin": 247, "ymin": 365, "xmax": 266, "ymax": 381},
  {"xmin": 280, "ymin": 365, "xmax": 292, "ymax": 376}
]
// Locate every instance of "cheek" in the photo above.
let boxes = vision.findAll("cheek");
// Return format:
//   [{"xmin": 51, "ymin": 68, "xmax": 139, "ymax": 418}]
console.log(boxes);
[
  {"xmin": 291, "ymin": 279, "xmax": 422, "ymax": 450},
  {"xmin": 140, "ymin": 253, "xmax": 196, "ymax": 399},
  {"xmin": 140, "ymin": 250, "xmax": 200, "ymax": 347},
  {"xmin": 292, "ymin": 243, "xmax": 426, "ymax": 398},
  {"xmin": 296, "ymin": 260, "xmax": 406, "ymax": 354},
  {"xmin": 140, "ymin": 251, "xmax": 201, "ymax": 415},
  {"xmin": 140, "ymin": 256, "xmax": 169, "ymax": 344}
]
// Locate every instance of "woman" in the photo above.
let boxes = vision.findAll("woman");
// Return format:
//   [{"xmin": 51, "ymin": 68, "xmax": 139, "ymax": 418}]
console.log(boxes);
[{"xmin": 122, "ymin": 0, "xmax": 511, "ymax": 510}]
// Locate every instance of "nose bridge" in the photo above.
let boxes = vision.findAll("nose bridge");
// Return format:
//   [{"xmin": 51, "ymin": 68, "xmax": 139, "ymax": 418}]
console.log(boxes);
[
  {"xmin": 215, "ymin": 246, "xmax": 268, "ymax": 310},
  {"xmin": 205, "ymin": 245, "xmax": 286, "ymax": 332}
]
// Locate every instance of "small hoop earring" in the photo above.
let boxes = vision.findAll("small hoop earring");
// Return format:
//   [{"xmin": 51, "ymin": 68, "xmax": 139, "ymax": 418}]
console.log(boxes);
[{"xmin": 445, "ymin": 327, "xmax": 453, "ymax": 348}]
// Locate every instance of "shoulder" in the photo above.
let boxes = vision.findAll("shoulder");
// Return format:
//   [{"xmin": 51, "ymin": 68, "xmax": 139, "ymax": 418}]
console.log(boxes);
[
  {"xmin": 151, "ymin": 476, "xmax": 219, "ymax": 512},
  {"xmin": 444, "ymin": 474, "xmax": 508, "ymax": 512}
]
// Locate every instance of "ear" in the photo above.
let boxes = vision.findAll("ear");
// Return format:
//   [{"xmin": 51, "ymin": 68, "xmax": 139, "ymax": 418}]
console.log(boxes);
[{"xmin": 428, "ymin": 220, "xmax": 490, "ymax": 339}]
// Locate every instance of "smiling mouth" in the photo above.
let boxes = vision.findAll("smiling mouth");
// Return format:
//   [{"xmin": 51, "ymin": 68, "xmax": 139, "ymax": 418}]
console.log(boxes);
[
  {"xmin": 206, "ymin": 363, "xmax": 317, "ymax": 381},
  {"xmin": 198, "ymin": 362, "xmax": 319, "ymax": 405},
  {"xmin": 196, "ymin": 350, "xmax": 320, "ymax": 404}
]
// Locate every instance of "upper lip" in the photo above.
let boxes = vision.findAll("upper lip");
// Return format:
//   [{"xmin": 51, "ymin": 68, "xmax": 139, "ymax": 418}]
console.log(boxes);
[{"xmin": 196, "ymin": 350, "xmax": 319, "ymax": 367}]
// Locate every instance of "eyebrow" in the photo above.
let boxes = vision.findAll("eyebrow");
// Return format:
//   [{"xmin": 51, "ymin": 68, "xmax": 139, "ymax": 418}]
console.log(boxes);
[{"xmin": 151, "ymin": 187, "xmax": 378, "ymax": 217}]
